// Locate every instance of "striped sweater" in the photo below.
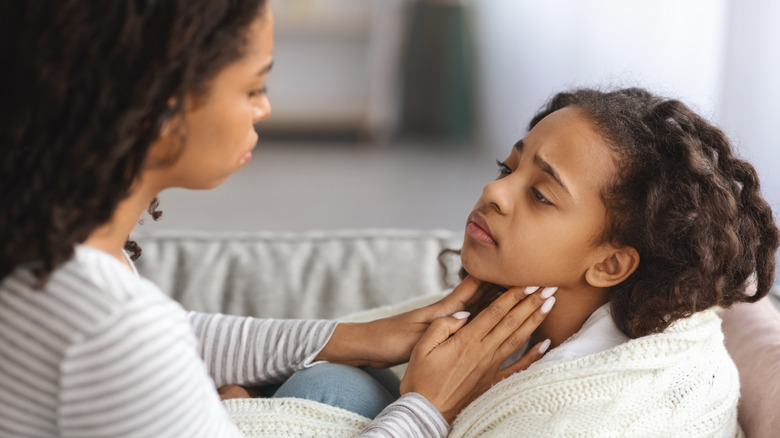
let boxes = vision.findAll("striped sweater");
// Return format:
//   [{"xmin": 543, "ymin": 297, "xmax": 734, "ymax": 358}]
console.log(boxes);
[{"xmin": 0, "ymin": 245, "xmax": 447, "ymax": 437}]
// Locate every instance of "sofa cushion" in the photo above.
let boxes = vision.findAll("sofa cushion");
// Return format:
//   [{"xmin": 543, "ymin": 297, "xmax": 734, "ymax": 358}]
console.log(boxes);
[{"xmin": 722, "ymin": 295, "xmax": 780, "ymax": 437}]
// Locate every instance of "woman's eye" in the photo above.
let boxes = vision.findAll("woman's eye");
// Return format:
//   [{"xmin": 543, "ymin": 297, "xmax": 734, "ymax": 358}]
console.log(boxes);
[
  {"xmin": 249, "ymin": 86, "xmax": 267, "ymax": 98},
  {"xmin": 531, "ymin": 187, "xmax": 553, "ymax": 206},
  {"xmin": 496, "ymin": 159, "xmax": 512, "ymax": 177}
]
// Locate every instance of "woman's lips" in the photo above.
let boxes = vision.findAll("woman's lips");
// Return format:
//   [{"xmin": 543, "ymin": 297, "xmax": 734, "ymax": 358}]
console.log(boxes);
[
  {"xmin": 466, "ymin": 212, "xmax": 497, "ymax": 245},
  {"xmin": 239, "ymin": 150, "xmax": 252, "ymax": 165}
]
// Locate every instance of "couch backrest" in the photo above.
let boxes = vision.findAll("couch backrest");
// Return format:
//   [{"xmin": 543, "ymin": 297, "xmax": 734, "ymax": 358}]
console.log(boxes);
[{"xmin": 133, "ymin": 229, "xmax": 463, "ymax": 319}]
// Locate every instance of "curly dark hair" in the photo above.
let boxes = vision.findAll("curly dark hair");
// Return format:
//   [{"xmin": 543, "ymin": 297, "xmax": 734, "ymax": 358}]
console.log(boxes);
[
  {"xmin": 450, "ymin": 87, "xmax": 778, "ymax": 338},
  {"xmin": 0, "ymin": 0, "xmax": 267, "ymax": 285}
]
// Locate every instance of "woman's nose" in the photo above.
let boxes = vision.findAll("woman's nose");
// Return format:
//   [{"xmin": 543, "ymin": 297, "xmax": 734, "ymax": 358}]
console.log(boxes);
[{"xmin": 253, "ymin": 96, "xmax": 271, "ymax": 123}]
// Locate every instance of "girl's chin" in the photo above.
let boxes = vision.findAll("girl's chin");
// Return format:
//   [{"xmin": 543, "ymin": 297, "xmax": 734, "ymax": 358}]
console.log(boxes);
[{"xmin": 460, "ymin": 260, "xmax": 503, "ymax": 287}]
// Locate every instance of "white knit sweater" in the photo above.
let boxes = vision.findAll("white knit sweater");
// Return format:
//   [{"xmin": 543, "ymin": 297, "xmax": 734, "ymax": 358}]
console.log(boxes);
[
  {"xmin": 220, "ymin": 303, "xmax": 742, "ymax": 438},
  {"xmin": 450, "ymin": 309, "xmax": 743, "ymax": 438}
]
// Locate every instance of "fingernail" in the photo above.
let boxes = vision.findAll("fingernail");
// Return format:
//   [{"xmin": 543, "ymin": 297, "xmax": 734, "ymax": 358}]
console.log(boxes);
[
  {"xmin": 540, "ymin": 296, "xmax": 556, "ymax": 314},
  {"xmin": 540, "ymin": 287, "xmax": 558, "ymax": 299},
  {"xmin": 538, "ymin": 339, "xmax": 551, "ymax": 354},
  {"xmin": 452, "ymin": 311, "xmax": 470, "ymax": 320},
  {"xmin": 524, "ymin": 286, "xmax": 539, "ymax": 295}
]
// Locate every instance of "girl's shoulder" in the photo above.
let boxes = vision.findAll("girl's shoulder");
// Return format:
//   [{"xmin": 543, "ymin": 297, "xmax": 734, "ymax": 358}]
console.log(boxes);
[{"xmin": 451, "ymin": 309, "xmax": 739, "ymax": 437}]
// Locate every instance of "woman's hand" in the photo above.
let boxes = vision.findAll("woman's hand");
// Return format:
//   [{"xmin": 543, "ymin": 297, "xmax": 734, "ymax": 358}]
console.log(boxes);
[
  {"xmin": 316, "ymin": 276, "xmax": 490, "ymax": 368},
  {"xmin": 400, "ymin": 287, "xmax": 555, "ymax": 423},
  {"xmin": 217, "ymin": 384, "xmax": 251, "ymax": 400}
]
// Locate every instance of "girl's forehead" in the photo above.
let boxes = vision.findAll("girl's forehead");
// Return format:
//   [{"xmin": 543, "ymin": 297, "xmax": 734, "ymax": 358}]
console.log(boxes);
[{"xmin": 525, "ymin": 107, "xmax": 618, "ymax": 200}]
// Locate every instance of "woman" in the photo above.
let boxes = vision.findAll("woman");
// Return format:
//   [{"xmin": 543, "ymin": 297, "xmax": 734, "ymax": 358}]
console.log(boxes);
[{"xmin": 0, "ymin": 1, "xmax": 550, "ymax": 436}]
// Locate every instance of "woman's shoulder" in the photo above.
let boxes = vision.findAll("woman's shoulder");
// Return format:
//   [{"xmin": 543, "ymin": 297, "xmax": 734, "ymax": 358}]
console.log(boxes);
[{"xmin": 0, "ymin": 245, "xmax": 186, "ymax": 345}]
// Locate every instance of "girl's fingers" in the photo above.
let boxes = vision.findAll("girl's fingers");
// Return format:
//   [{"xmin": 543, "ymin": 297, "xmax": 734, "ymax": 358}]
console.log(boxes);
[{"xmin": 496, "ymin": 339, "xmax": 552, "ymax": 381}]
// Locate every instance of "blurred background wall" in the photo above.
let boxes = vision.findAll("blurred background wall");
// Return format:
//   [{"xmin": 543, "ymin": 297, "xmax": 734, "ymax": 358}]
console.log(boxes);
[{"xmin": 149, "ymin": 0, "xmax": 779, "ymax": 268}]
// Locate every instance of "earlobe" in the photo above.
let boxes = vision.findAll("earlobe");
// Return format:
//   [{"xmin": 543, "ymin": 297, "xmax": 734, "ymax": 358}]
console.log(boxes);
[{"xmin": 585, "ymin": 247, "xmax": 640, "ymax": 288}]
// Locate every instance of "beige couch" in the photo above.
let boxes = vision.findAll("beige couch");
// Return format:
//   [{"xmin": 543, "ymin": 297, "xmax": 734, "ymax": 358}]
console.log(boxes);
[{"xmin": 133, "ymin": 229, "xmax": 780, "ymax": 437}]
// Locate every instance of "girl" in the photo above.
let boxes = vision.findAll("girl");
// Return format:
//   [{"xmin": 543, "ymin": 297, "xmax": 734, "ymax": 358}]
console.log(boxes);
[
  {"xmin": 415, "ymin": 88, "xmax": 778, "ymax": 437},
  {"xmin": 0, "ymin": 1, "xmax": 554, "ymax": 437}
]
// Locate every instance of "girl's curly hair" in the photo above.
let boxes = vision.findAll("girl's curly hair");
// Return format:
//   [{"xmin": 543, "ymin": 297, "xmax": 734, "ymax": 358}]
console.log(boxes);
[
  {"xmin": 447, "ymin": 87, "xmax": 778, "ymax": 338},
  {"xmin": 0, "ymin": 0, "xmax": 267, "ymax": 285},
  {"xmin": 529, "ymin": 88, "xmax": 779, "ymax": 338}
]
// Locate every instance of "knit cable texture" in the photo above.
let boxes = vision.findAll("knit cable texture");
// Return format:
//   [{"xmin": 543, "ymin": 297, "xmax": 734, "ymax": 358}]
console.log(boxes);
[
  {"xmin": 223, "ymin": 397, "xmax": 371, "ymax": 437},
  {"xmin": 450, "ymin": 309, "xmax": 744, "ymax": 438},
  {"xmin": 220, "ymin": 308, "xmax": 743, "ymax": 438}
]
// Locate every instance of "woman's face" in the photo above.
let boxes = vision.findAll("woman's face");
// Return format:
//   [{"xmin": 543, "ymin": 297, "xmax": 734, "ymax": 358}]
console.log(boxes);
[
  {"xmin": 461, "ymin": 107, "xmax": 618, "ymax": 289},
  {"xmin": 148, "ymin": 9, "xmax": 274, "ymax": 190}
]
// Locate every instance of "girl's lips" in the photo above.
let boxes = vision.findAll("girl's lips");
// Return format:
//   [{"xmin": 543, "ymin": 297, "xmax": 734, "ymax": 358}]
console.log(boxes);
[{"xmin": 466, "ymin": 213, "xmax": 497, "ymax": 245}]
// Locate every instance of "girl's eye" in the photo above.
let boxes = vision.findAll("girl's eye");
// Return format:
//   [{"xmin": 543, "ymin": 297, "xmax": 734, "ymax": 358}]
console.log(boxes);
[
  {"xmin": 249, "ymin": 86, "xmax": 267, "ymax": 98},
  {"xmin": 496, "ymin": 159, "xmax": 512, "ymax": 177},
  {"xmin": 531, "ymin": 187, "xmax": 553, "ymax": 206}
]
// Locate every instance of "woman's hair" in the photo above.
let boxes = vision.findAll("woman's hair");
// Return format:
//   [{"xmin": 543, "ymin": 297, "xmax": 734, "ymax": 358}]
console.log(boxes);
[
  {"xmin": 1, "ymin": 0, "xmax": 267, "ymax": 284},
  {"xmin": 450, "ymin": 87, "xmax": 778, "ymax": 338}
]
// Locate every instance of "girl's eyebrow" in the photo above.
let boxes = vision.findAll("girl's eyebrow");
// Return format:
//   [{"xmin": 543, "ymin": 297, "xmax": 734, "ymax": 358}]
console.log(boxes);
[
  {"xmin": 534, "ymin": 154, "xmax": 571, "ymax": 196},
  {"xmin": 515, "ymin": 139, "xmax": 571, "ymax": 196}
]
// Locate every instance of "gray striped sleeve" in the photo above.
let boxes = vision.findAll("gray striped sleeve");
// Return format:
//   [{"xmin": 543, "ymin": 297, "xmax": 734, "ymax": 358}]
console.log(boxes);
[
  {"xmin": 187, "ymin": 312, "xmax": 338, "ymax": 387},
  {"xmin": 360, "ymin": 393, "xmax": 450, "ymax": 438}
]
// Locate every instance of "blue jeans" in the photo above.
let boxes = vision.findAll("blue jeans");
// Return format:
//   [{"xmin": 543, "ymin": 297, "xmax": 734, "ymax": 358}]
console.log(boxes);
[{"xmin": 271, "ymin": 363, "xmax": 400, "ymax": 419}]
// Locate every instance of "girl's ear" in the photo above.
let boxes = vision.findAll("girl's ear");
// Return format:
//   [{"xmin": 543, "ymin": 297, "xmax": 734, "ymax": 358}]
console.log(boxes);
[{"xmin": 585, "ymin": 246, "xmax": 640, "ymax": 288}]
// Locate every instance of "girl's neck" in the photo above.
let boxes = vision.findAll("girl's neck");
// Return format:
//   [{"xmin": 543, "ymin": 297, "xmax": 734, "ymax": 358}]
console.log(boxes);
[
  {"xmin": 83, "ymin": 179, "xmax": 160, "ymax": 270},
  {"xmin": 531, "ymin": 285, "xmax": 610, "ymax": 348}
]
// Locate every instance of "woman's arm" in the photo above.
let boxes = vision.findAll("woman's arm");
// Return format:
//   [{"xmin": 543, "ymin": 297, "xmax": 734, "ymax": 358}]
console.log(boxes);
[
  {"xmin": 188, "ymin": 312, "xmax": 337, "ymax": 387},
  {"xmin": 316, "ymin": 276, "xmax": 496, "ymax": 368}
]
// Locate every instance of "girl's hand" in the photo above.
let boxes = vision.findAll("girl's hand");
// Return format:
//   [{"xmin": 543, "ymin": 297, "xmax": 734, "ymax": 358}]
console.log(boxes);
[
  {"xmin": 400, "ymin": 287, "xmax": 555, "ymax": 423},
  {"xmin": 316, "ymin": 276, "xmax": 488, "ymax": 368}
]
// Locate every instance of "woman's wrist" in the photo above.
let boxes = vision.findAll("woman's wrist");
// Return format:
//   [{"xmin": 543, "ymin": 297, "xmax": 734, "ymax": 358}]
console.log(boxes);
[{"xmin": 314, "ymin": 322, "xmax": 373, "ymax": 366}]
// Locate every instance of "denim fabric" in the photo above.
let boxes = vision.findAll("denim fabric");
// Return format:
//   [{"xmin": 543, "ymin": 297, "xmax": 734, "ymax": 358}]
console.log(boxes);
[{"xmin": 272, "ymin": 363, "xmax": 400, "ymax": 419}]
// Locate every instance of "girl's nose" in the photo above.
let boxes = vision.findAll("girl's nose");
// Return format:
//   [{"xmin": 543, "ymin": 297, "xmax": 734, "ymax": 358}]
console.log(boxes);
[{"xmin": 481, "ymin": 178, "xmax": 512, "ymax": 215}]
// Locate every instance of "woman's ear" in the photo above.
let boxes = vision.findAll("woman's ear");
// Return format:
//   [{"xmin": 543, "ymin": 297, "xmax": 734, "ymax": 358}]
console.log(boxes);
[
  {"xmin": 585, "ymin": 246, "xmax": 640, "ymax": 288},
  {"xmin": 145, "ymin": 112, "xmax": 185, "ymax": 169}
]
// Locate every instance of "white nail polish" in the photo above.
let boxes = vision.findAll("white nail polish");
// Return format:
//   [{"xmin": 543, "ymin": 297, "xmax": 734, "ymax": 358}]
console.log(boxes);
[
  {"xmin": 524, "ymin": 286, "xmax": 539, "ymax": 295},
  {"xmin": 540, "ymin": 287, "xmax": 558, "ymax": 299},
  {"xmin": 540, "ymin": 296, "xmax": 556, "ymax": 314},
  {"xmin": 452, "ymin": 311, "xmax": 470, "ymax": 320},
  {"xmin": 538, "ymin": 339, "xmax": 551, "ymax": 354}
]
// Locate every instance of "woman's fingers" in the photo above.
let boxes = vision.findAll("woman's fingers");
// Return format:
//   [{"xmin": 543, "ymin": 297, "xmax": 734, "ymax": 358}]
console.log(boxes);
[
  {"xmin": 434, "ymin": 276, "xmax": 481, "ymax": 315},
  {"xmin": 486, "ymin": 290, "xmax": 556, "ymax": 357},
  {"xmin": 497, "ymin": 339, "xmax": 552, "ymax": 381},
  {"xmin": 217, "ymin": 384, "xmax": 251, "ymax": 400},
  {"xmin": 415, "ymin": 312, "xmax": 470, "ymax": 357},
  {"xmin": 460, "ymin": 286, "xmax": 534, "ymax": 339}
]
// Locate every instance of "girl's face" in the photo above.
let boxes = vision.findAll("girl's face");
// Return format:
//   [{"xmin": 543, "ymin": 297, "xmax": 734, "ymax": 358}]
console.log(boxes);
[
  {"xmin": 147, "ymin": 9, "xmax": 274, "ymax": 190},
  {"xmin": 462, "ymin": 107, "xmax": 619, "ymax": 289}
]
